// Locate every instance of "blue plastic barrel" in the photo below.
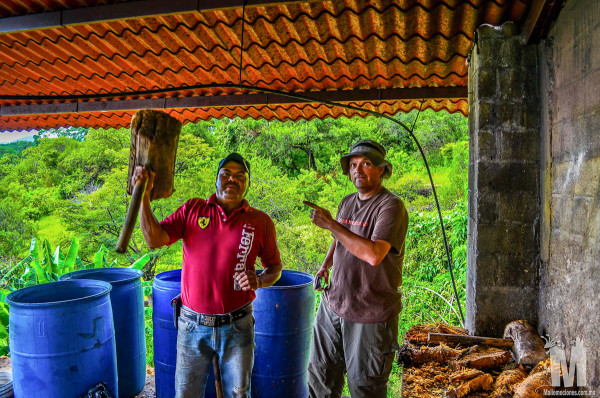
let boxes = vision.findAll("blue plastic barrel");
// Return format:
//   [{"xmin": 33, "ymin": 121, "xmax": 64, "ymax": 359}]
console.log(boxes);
[
  {"xmin": 153, "ymin": 269, "xmax": 220, "ymax": 398},
  {"xmin": 152, "ymin": 269, "xmax": 181, "ymax": 398},
  {"xmin": 252, "ymin": 270, "xmax": 315, "ymax": 398},
  {"xmin": 60, "ymin": 268, "xmax": 146, "ymax": 398},
  {"xmin": 6, "ymin": 280, "xmax": 118, "ymax": 398}
]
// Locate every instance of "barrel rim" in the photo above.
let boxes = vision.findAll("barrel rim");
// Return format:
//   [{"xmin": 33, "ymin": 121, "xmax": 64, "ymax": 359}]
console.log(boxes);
[
  {"xmin": 265, "ymin": 270, "xmax": 313, "ymax": 290},
  {"xmin": 59, "ymin": 267, "xmax": 143, "ymax": 285},
  {"xmin": 6, "ymin": 280, "xmax": 112, "ymax": 307},
  {"xmin": 153, "ymin": 269, "xmax": 182, "ymax": 287}
]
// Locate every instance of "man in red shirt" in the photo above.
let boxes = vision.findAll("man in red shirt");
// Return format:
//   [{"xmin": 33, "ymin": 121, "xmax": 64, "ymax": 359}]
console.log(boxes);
[{"xmin": 134, "ymin": 153, "xmax": 282, "ymax": 398}]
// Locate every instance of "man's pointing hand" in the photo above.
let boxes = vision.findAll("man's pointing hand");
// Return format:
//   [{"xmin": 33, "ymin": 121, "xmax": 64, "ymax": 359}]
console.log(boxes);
[{"xmin": 303, "ymin": 200, "xmax": 335, "ymax": 230}]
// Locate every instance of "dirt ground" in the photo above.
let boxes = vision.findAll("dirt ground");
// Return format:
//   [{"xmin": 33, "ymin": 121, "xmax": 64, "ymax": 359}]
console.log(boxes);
[
  {"xmin": 0, "ymin": 356, "xmax": 9, "ymax": 372},
  {"xmin": 136, "ymin": 366, "xmax": 157, "ymax": 398},
  {"xmin": 0, "ymin": 356, "xmax": 157, "ymax": 397}
]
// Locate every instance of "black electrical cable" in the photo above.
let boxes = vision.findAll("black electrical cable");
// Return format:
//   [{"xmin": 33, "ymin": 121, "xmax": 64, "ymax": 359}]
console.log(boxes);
[
  {"xmin": 407, "ymin": 101, "xmax": 465, "ymax": 326},
  {"xmin": 1, "ymin": 83, "xmax": 466, "ymax": 324}
]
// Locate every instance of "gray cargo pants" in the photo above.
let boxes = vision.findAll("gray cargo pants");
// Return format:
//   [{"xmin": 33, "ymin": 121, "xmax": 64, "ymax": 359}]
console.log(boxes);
[{"xmin": 307, "ymin": 301, "xmax": 399, "ymax": 398}]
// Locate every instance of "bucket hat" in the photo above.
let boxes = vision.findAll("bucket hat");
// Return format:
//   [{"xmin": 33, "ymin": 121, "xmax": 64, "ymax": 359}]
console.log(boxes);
[{"xmin": 340, "ymin": 139, "xmax": 392, "ymax": 179}]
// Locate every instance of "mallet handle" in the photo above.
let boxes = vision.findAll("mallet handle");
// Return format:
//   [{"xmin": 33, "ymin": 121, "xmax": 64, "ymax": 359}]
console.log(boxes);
[
  {"xmin": 428, "ymin": 333, "xmax": 514, "ymax": 348},
  {"xmin": 115, "ymin": 176, "xmax": 148, "ymax": 253}
]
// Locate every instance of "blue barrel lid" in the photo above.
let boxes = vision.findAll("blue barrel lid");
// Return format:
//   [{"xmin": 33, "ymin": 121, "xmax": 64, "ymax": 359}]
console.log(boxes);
[
  {"xmin": 59, "ymin": 267, "xmax": 143, "ymax": 285},
  {"xmin": 6, "ymin": 280, "xmax": 112, "ymax": 308}
]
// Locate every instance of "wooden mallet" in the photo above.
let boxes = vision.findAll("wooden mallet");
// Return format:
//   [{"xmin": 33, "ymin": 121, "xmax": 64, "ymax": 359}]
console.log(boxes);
[{"xmin": 115, "ymin": 109, "xmax": 182, "ymax": 253}]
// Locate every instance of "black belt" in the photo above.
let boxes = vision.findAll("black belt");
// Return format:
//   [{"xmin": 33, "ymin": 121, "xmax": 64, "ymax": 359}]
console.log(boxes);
[{"xmin": 180, "ymin": 303, "xmax": 252, "ymax": 327}]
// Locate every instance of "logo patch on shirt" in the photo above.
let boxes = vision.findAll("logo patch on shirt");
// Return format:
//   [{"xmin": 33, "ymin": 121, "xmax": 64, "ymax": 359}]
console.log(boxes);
[
  {"xmin": 198, "ymin": 217, "xmax": 210, "ymax": 229},
  {"xmin": 338, "ymin": 218, "xmax": 368, "ymax": 227}
]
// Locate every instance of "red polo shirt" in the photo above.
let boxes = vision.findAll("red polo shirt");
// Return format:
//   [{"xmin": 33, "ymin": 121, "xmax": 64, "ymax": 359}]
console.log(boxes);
[{"xmin": 160, "ymin": 194, "xmax": 281, "ymax": 315}]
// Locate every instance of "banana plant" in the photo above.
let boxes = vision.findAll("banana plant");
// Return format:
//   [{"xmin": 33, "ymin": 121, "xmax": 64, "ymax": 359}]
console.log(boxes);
[
  {"xmin": 29, "ymin": 238, "xmax": 53, "ymax": 284},
  {"xmin": 27, "ymin": 237, "xmax": 85, "ymax": 284},
  {"xmin": 91, "ymin": 244, "xmax": 117, "ymax": 269},
  {"xmin": 130, "ymin": 254, "xmax": 150, "ymax": 270},
  {"xmin": 0, "ymin": 255, "xmax": 34, "ymax": 289},
  {"xmin": 0, "ymin": 289, "xmax": 9, "ymax": 356},
  {"xmin": 87, "ymin": 244, "xmax": 150, "ymax": 271}
]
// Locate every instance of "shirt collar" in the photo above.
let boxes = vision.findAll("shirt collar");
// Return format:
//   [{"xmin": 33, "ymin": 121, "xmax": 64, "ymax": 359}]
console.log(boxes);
[{"xmin": 207, "ymin": 193, "xmax": 251, "ymax": 212}]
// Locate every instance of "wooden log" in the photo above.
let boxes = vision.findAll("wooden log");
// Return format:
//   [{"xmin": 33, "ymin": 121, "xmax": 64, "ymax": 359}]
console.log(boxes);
[
  {"xmin": 449, "ymin": 368, "xmax": 484, "ymax": 384},
  {"xmin": 457, "ymin": 373, "xmax": 493, "ymax": 397},
  {"xmin": 397, "ymin": 343, "xmax": 465, "ymax": 366},
  {"xmin": 428, "ymin": 333, "xmax": 514, "ymax": 348},
  {"xmin": 447, "ymin": 373, "xmax": 494, "ymax": 398},
  {"xmin": 504, "ymin": 320, "xmax": 547, "ymax": 366},
  {"xmin": 451, "ymin": 345, "xmax": 512, "ymax": 371},
  {"xmin": 492, "ymin": 366, "xmax": 528, "ymax": 398},
  {"xmin": 514, "ymin": 359, "xmax": 554, "ymax": 398},
  {"xmin": 405, "ymin": 323, "xmax": 469, "ymax": 345}
]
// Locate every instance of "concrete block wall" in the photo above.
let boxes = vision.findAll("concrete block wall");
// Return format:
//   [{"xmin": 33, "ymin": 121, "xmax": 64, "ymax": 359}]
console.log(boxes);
[
  {"xmin": 466, "ymin": 22, "xmax": 541, "ymax": 337},
  {"xmin": 539, "ymin": 0, "xmax": 600, "ymax": 389}
]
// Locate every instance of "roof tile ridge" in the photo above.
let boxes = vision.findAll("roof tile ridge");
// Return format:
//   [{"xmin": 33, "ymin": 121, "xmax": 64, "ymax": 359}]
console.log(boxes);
[
  {"xmin": 246, "ymin": 70, "xmax": 466, "ymax": 87},
  {"xmin": 239, "ymin": 31, "xmax": 474, "ymax": 52},
  {"xmin": 242, "ymin": 53, "xmax": 469, "ymax": 72}
]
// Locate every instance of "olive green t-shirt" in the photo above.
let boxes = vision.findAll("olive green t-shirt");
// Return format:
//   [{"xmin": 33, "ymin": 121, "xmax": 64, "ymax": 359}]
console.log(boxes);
[{"xmin": 323, "ymin": 188, "xmax": 408, "ymax": 323}]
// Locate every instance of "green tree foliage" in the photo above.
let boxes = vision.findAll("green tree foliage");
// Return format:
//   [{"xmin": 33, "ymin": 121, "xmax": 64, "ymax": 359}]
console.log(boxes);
[
  {"xmin": 209, "ymin": 110, "xmax": 467, "ymax": 176},
  {"xmin": 0, "ymin": 137, "xmax": 82, "ymax": 262},
  {"xmin": 0, "ymin": 140, "xmax": 35, "ymax": 158}
]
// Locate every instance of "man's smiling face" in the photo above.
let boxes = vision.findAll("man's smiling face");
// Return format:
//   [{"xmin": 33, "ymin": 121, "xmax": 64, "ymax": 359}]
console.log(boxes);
[{"xmin": 215, "ymin": 161, "xmax": 250, "ymax": 204}]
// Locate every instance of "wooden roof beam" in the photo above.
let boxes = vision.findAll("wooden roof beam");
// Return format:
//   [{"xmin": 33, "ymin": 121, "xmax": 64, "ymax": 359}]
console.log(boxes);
[
  {"xmin": 524, "ymin": 0, "xmax": 566, "ymax": 44},
  {"xmin": 0, "ymin": 86, "xmax": 467, "ymax": 116}
]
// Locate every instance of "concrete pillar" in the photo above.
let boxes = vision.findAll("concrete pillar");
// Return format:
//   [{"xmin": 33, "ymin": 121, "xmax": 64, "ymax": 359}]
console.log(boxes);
[{"xmin": 466, "ymin": 22, "xmax": 541, "ymax": 337}]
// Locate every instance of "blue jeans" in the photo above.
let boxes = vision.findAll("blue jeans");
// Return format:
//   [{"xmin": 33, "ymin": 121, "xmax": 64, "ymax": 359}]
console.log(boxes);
[{"xmin": 174, "ymin": 307, "xmax": 255, "ymax": 398}]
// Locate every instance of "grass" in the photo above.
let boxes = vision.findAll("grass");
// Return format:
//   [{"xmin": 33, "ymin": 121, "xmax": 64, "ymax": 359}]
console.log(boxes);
[{"xmin": 145, "ymin": 310, "xmax": 154, "ymax": 367}]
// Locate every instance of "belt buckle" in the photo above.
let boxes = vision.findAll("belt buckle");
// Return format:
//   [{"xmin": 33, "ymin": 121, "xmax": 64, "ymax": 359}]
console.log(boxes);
[{"xmin": 203, "ymin": 315, "xmax": 216, "ymax": 327}]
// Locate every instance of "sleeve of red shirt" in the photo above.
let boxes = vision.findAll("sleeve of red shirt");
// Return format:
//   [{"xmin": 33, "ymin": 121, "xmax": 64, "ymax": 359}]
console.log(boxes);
[
  {"xmin": 259, "ymin": 215, "xmax": 282, "ymax": 268},
  {"xmin": 159, "ymin": 199, "xmax": 194, "ymax": 246}
]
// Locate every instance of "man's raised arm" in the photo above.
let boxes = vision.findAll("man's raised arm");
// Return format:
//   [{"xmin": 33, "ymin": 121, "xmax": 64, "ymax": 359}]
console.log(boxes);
[
  {"xmin": 304, "ymin": 200, "xmax": 391, "ymax": 266},
  {"xmin": 135, "ymin": 165, "xmax": 171, "ymax": 249}
]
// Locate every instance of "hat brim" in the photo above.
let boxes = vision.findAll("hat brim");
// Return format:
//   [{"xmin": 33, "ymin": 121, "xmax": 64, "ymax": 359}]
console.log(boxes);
[
  {"xmin": 340, "ymin": 150, "xmax": 392, "ymax": 179},
  {"xmin": 218, "ymin": 153, "xmax": 250, "ymax": 175}
]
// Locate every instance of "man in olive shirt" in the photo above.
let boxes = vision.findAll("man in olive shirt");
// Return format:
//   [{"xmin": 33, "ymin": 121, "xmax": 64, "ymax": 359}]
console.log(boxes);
[{"xmin": 305, "ymin": 140, "xmax": 408, "ymax": 398}]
